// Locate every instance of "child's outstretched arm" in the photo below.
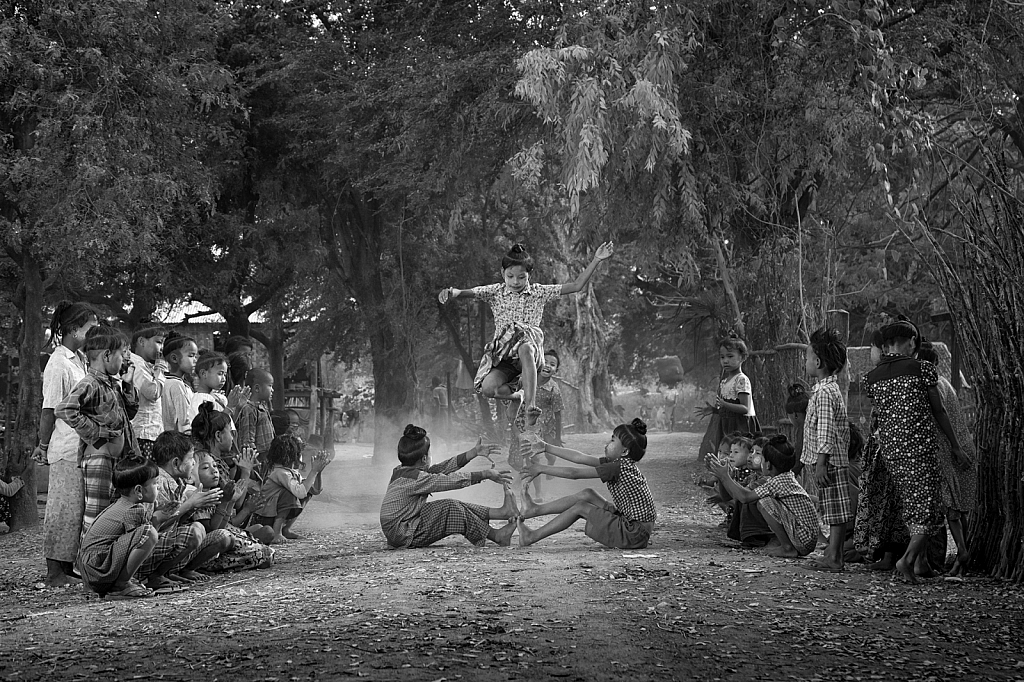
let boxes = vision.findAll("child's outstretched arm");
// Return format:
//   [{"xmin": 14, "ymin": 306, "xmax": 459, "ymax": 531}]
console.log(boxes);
[
  {"xmin": 425, "ymin": 439, "xmax": 501, "ymax": 474},
  {"xmin": 438, "ymin": 286, "xmax": 479, "ymax": 304},
  {"xmin": 536, "ymin": 441, "xmax": 601, "ymax": 467},
  {"xmin": 559, "ymin": 241, "xmax": 614, "ymax": 295},
  {"xmin": 705, "ymin": 456, "xmax": 758, "ymax": 503},
  {"xmin": 522, "ymin": 459, "xmax": 599, "ymax": 483}
]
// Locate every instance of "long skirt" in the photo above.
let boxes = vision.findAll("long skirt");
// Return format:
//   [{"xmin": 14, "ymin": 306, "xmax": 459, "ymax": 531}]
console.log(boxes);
[{"xmin": 43, "ymin": 460, "xmax": 85, "ymax": 562}]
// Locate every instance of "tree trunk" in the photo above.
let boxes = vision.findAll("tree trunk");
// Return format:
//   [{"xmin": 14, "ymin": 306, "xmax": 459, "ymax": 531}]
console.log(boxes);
[
  {"xmin": 266, "ymin": 314, "xmax": 286, "ymax": 412},
  {"xmin": 8, "ymin": 253, "xmax": 45, "ymax": 530}
]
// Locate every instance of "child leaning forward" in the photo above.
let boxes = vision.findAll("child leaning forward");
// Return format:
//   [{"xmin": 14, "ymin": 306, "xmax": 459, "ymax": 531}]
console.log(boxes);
[
  {"xmin": 379, "ymin": 425, "xmax": 517, "ymax": 548},
  {"xmin": 518, "ymin": 418, "xmax": 657, "ymax": 549}
]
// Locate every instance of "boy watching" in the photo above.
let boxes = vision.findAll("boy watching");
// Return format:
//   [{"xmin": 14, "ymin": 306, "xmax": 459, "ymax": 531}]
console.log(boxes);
[
  {"xmin": 795, "ymin": 327, "xmax": 851, "ymax": 572},
  {"xmin": 129, "ymin": 325, "xmax": 168, "ymax": 457},
  {"xmin": 55, "ymin": 325, "xmax": 142, "ymax": 531},
  {"xmin": 238, "ymin": 368, "xmax": 275, "ymax": 463}
]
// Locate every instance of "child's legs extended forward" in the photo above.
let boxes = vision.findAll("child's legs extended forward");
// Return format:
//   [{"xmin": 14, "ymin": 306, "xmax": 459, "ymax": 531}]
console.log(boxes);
[
  {"xmin": 410, "ymin": 499, "xmax": 515, "ymax": 548},
  {"xmin": 517, "ymin": 490, "xmax": 621, "ymax": 547},
  {"xmin": 521, "ymin": 487, "xmax": 613, "ymax": 519}
]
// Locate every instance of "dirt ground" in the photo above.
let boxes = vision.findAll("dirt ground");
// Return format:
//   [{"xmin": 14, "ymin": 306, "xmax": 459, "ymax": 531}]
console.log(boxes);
[{"xmin": 2, "ymin": 430, "xmax": 1023, "ymax": 682}]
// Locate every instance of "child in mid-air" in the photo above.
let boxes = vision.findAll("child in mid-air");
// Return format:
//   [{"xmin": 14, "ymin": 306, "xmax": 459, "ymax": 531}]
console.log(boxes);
[
  {"xmin": 706, "ymin": 435, "xmax": 821, "ymax": 558},
  {"xmin": 380, "ymin": 425, "xmax": 517, "ymax": 548},
  {"xmin": 161, "ymin": 331, "xmax": 198, "ymax": 433},
  {"xmin": 55, "ymin": 325, "xmax": 141, "ymax": 531},
  {"xmin": 77, "ymin": 455, "xmax": 160, "ymax": 599},
  {"xmin": 250, "ymin": 434, "xmax": 329, "ymax": 544},
  {"xmin": 439, "ymin": 241, "xmax": 613, "ymax": 427},
  {"xmin": 795, "ymin": 328, "xmax": 851, "ymax": 573},
  {"xmin": 128, "ymin": 325, "xmax": 167, "ymax": 458},
  {"xmin": 518, "ymin": 419, "xmax": 656, "ymax": 549}
]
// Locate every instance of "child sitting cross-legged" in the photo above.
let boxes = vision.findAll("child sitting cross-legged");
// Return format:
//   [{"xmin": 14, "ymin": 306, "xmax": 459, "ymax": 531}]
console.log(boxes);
[
  {"xmin": 705, "ymin": 434, "xmax": 822, "ymax": 558},
  {"xmin": 250, "ymin": 434, "xmax": 329, "ymax": 544},
  {"xmin": 379, "ymin": 425, "xmax": 518, "ymax": 548},
  {"xmin": 517, "ymin": 418, "xmax": 657, "ymax": 549},
  {"xmin": 136, "ymin": 431, "xmax": 233, "ymax": 592},
  {"xmin": 76, "ymin": 456, "xmax": 160, "ymax": 599}
]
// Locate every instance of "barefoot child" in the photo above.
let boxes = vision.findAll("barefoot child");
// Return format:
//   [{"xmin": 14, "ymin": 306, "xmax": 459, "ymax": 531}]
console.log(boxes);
[
  {"xmin": 706, "ymin": 435, "xmax": 820, "ymax": 557},
  {"xmin": 138, "ymin": 431, "xmax": 231, "ymax": 592},
  {"xmin": 796, "ymin": 328, "xmax": 852, "ymax": 573},
  {"xmin": 55, "ymin": 325, "xmax": 142, "ymax": 532},
  {"xmin": 379, "ymin": 425, "xmax": 517, "ymax": 548},
  {"xmin": 518, "ymin": 418, "xmax": 656, "ymax": 549},
  {"xmin": 438, "ymin": 242, "xmax": 613, "ymax": 427},
  {"xmin": 77, "ymin": 456, "xmax": 160, "ymax": 599},
  {"xmin": 250, "ymin": 434, "xmax": 328, "ymax": 544}
]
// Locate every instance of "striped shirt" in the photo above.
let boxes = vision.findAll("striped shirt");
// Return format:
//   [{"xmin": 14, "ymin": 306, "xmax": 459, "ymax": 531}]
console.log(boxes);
[
  {"xmin": 801, "ymin": 375, "xmax": 850, "ymax": 466},
  {"xmin": 379, "ymin": 452, "xmax": 483, "ymax": 548}
]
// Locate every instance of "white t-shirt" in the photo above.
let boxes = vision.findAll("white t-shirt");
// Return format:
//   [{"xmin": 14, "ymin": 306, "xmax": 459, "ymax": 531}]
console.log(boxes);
[{"xmin": 41, "ymin": 346, "xmax": 88, "ymax": 464}]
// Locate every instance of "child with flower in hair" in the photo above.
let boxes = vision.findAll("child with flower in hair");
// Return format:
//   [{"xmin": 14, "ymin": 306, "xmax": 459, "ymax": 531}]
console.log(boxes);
[{"xmin": 380, "ymin": 426, "xmax": 517, "ymax": 548}]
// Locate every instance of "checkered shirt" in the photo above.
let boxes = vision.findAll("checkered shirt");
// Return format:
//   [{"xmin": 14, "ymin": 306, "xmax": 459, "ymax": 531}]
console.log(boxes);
[
  {"xmin": 379, "ymin": 452, "xmax": 484, "ymax": 547},
  {"xmin": 801, "ymin": 375, "xmax": 850, "ymax": 466},
  {"xmin": 596, "ymin": 457, "xmax": 657, "ymax": 523},
  {"xmin": 238, "ymin": 401, "xmax": 275, "ymax": 456},
  {"xmin": 474, "ymin": 282, "xmax": 562, "ymax": 340},
  {"xmin": 755, "ymin": 471, "xmax": 821, "ymax": 549}
]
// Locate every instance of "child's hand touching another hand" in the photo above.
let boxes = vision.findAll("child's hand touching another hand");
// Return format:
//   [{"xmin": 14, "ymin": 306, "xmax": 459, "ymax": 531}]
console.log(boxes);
[
  {"xmin": 227, "ymin": 385, "xmax": 251, "ymax": 412},
  {"xmin": 236, "ymin": 446, "xmax": 258, "ymax": 473}
]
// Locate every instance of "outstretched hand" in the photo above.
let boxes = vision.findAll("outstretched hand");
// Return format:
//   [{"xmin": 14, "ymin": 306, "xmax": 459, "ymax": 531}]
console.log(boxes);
[
  {"xmin": 703, "ymin": 453, "xmax": 729, "ymax": 478},
  {"xmin": 227, "ymin": 385, "xmax": 251, "ymax": 412},
  {"xmin": 594, "ymin": 241, "xmax": 614, "ymax": 260},
  {"xmin": 470, "ymin": 438, "xmax": 501, "ymax": 464},
  {"xmin": 438, "ymin": 287, "xmax": 454, "ymax": 304}
]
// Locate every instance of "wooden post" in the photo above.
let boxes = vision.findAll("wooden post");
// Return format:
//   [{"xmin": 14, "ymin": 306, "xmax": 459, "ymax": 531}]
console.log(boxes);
[{"xmin": 826, "ymin": 309, "xmax": 850, "ymax": 404}]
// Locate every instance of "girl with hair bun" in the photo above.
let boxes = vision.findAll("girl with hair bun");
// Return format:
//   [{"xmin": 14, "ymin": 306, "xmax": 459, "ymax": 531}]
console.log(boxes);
[
  {"xmin": 518, "ymin": 418, "xmax": 657, "ymax": 549},
  {"xmin": 379, "ymin": 425, "xmax": 517, "ymax": 548},
  {"xmin": 438, "ymin": 241, "xmax": 614, "ymax": 429}
]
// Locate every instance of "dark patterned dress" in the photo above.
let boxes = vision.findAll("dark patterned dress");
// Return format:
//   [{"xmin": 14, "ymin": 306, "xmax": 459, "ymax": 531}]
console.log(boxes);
[{"xmin": 863, "ymin": 355, "xmax": 944, "ymax": 536}]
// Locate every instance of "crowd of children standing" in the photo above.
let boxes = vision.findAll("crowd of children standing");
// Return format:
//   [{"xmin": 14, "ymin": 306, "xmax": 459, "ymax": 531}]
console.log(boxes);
[
  {"xmin": 27, "ymin": 302, "xmax": 329, "ymax": 598},
  {"xmin": 700, "ymin": 318, "xmax": 977, "ymax": 581}
]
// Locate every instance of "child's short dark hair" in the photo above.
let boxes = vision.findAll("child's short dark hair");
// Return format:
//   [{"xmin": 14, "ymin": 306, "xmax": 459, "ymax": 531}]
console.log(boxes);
[
  {"xmin": 83, "ymin": 324, "xmax": 128, "ymax": 357},
  {"xmin": 732, "ymin": 436, "xmax": 753, "ymax": 452},
  {"xmin": 718, "ymin": 330, "xmax": 748, "ymax": 357},
  {"xmin": 753, "ymin": 435, "xmax": 769, "ymax": 448},
  {"xmin": 544, "ymin": 349, "xmax": 560, "ymax": 365},
  {"xmin": 151, "ymin": 431, "xmax": 195, "ymax": 466},
  {"xmin": 191, "ymin": 403, "xmax": 233, "ymax": 445},
  {"xmin": 131, "ymin": 325, "xmax": 167, "ymax": 350},
  {"xmin": 613, "ymin": 418, "xmax": 648, "ymax": 461},
  {"xmin": 397, "ymin": 424, "xmax": 430, "ymax": 465},
  {"xmin": 501, "ymin": 244, "xmax": 534, "ymax": 272},
  {"xmin": 246, "ymin": 368, "xmax": 274, "ymax": 387},
  {"xmin": 809, "ymin": 327, "xmax": 847, "ymax": 374},
  {"xmin": 718, "ymin": 433, "xmax": 736, "ymax": 449},
  {"xmin": 762, "ymin": 435, "xmax": 796, "ymax": 473},
  {"xmin": 112, "ymin": 455, "xmax": 160, "ymax": 494},
  {"xmin": 163, "ymin": 330, "xmax": 196, "ymax": 359},
  {"xmin": 431, "ymin": 376, "xmax": 443, "ymax": 388},
  {"xmin": 195, "ymin": 349, "xmax": 228, "ymax": 376},
  {"xmin": 916, "ymin": 339, "xmax": 939, "ymax": 365},
  {"xmin": 223, "ymin": 335, "xmax": 254, "ymax": 354},
  {"xmin": 879, "ymin": 315, "xmax": 920, "ymax": 353},
  {"xmin": 869, "ymin": 328, "xmax": 885, "ymax": 349},
  {"xmin": 268, "ymin": 434, "xmax": 303, "ymax": 469}
]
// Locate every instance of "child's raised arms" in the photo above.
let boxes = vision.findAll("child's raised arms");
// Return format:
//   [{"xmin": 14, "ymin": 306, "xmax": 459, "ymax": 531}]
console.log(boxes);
[{"xmin": 531, "ymin": 439, "xmax": 602, "ymax": 468}]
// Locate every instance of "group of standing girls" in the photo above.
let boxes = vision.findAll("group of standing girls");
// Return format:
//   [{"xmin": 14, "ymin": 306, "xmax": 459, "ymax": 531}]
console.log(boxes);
[
  {"xmin": 700, "ymin": 318, "xmax": 978, "ymax": 583},
  {"xmin": 28, "ymin": 302, "xmax": 328, "ymax": 597}
]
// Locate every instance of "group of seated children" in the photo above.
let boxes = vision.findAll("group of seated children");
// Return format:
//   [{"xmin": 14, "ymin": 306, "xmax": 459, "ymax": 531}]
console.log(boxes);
[{"xmin": 379, "ymin": 418, "xmax": 657, "ymax": 551}]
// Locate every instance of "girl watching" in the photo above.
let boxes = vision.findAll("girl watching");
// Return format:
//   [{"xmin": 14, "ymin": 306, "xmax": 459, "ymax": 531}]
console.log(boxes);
[{"xmin": 161, "ymin": 331, "xmax": 198, "ymax": 433}]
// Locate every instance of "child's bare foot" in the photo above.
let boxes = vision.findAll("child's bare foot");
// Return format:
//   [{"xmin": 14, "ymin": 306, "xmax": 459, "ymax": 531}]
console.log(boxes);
[
  {"xmin": 517, "ymin": 517, "xmax": 537, "ymax": 547},
  {"xmin": 492, "ymin": 520, "xmax": 516, "ymax": 546},
  {"xmin": 44, "ymin": 573, "xmax": 80, "ymax": 588},
  {"xmin": 521, "ymin": 488, "xmax": 539, "ymax": 518},
  {"xmin": 767, "ymin": 545, "xmax": 800, "ymax": 558},
  {"xmin": 526, "ymin": 406, "xmax": 542, "ymax": 427},
  {"xmin": 268, "ymin": 533, "xmax": 287, "ymax": 545},
  {"xmin": 497, "ymin": 489, "xmax": 520, "ymax": 519},
  {"xmin": 282, "ymin": 530, "xmax": 303, "ymax": 540},
  {"xmin": 949, "ymin": 551, "xmax": 970, "ymax": 577},
  {"xmin": 175, "ymin": 569, "xmax": 210, "ymax": 582},
  {"xmin": 913, "ymin": 557, "xmax": 937, "ymax": 579},
  {"xmin": 894, "ymin": 557, "xmax": 918, "ymax": 584},
  {"xmin": 866, "ymin": 558, "xmax": 895, "ymax": 571}
]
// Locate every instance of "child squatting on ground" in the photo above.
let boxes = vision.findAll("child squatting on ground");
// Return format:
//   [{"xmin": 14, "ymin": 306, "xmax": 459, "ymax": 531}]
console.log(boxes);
[
  {"xmin": 517, "ymin": 418, "xmax": 657, "ymax": 549},
  {"xmin": 705, "ymin": 435, "xmax": 820, "ymax": 557},
  {"xmin": 379, "ymin": 425, "xmax": 518, "ymax": 548}
]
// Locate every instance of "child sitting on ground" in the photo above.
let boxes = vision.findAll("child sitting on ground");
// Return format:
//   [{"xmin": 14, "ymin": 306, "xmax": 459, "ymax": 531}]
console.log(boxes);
[
  {"xmin": 137, "ymin": 431, "xmax": 231, "ymax": 592},
  {"xmin": 0, "ymin": 473, "xmax": 25, "ymax": 530},
  {"xmin": 55, "ymin": 325, "xmax": 142, "ymax": 531},
  {"xmin": 250, "ymin": 434, "xmax": 329, "ymax": 544},
  {"xmin": 77, "ymin": 455, "xmax": 160, "ymax": 599},
  {"xmin": 379, "ymin": 425, "xmax": 517, "ymax": 548},
  {"xmin": 706, "ymin": 435, "xmax": 821, "ymax": 558},
  {"xmin": 518, "ymin": 418, "xmax": 657, "ymax": 549}
]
